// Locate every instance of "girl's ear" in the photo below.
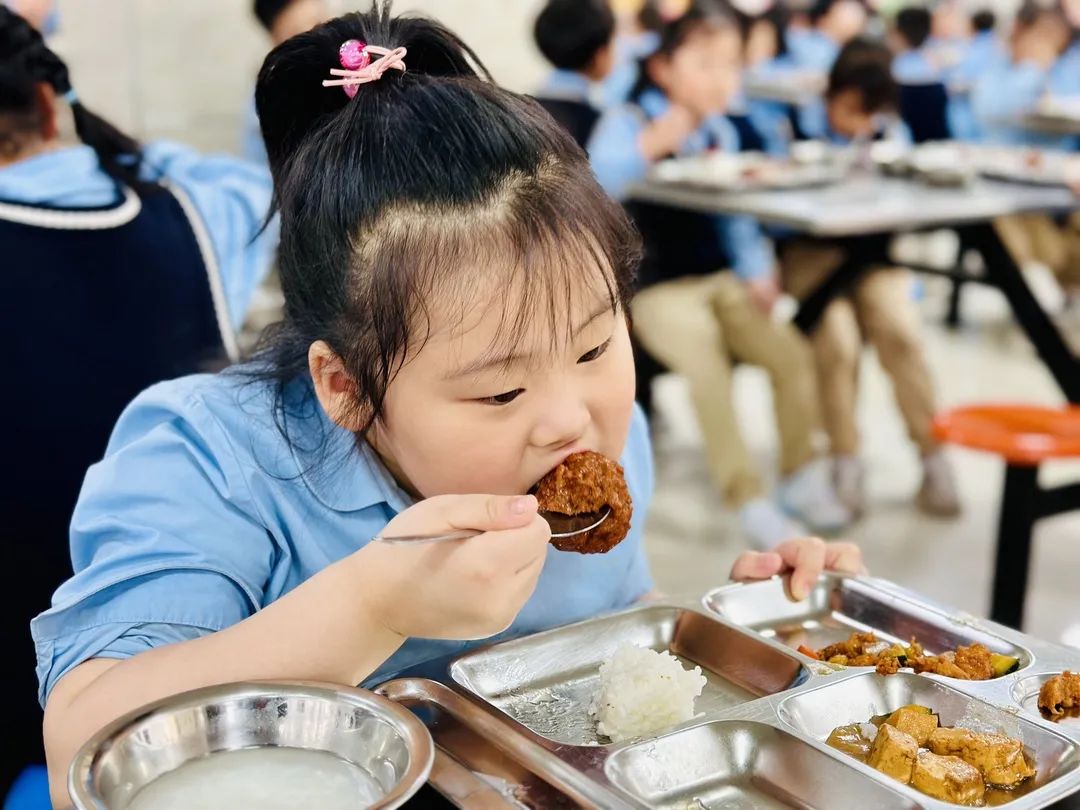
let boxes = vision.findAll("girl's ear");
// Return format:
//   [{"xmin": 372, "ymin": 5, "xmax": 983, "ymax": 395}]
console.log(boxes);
[{"xmin": 309, "ymin": 340, "xmax": 368, "ymax": 432}]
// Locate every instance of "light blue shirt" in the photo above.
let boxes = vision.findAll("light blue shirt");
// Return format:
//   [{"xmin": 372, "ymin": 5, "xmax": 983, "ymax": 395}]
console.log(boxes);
[
  {"xmin": 1049, "ymin": 41, "xmax": 1080, "ymax": 98},
  {"xmin": 970, "ymin": 54, "xmax": 1078, "ymax": 147},
  {"xmin": 0, "ymin": 143, "xmax": 276, "ymax": 330},
  {"xmin": 892, "ymin": 49, "xmax": 940, "ymax": 84},
  {"xmin": 786, "ymin": 28, "xmax": 839, "ymax": 72},
  {"xmin": 32, "ymin": 372, "xmax": 655, "ymax": 705},
  {"xmin": 538, "ymin": 68, "xmax": 593, "ymax": 104},
  {"xmin": 588, "ymin": 88, "xmax": 774, "ymax": 280},
  {"xmin": 601, "ymin": 31, "xmax": 659, "ymax": 108}
]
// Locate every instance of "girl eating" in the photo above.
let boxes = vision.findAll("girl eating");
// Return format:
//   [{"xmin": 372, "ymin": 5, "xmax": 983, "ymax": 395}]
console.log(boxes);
[{"xmin": 33, "ymin": 4, "xmax": 863, "ymax": 803}]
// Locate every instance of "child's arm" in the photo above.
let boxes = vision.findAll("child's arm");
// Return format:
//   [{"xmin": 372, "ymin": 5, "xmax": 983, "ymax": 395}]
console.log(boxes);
[
  {"xmin": 588, "ymin": 104, "xmax": 697, "ymax": 200},
  {"xmin": 140, "ymin": 141, "xmax": 277, "ymax": 332},
  {"xmin": 43, "ymin": 492, "xmax": 550, "ymax": 807}
]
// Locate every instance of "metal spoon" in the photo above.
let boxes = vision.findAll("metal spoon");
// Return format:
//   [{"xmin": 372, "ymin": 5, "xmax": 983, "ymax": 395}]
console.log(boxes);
[{"xmin": 375, "ymin": 507, "xmax": 611, "ymax": 546}]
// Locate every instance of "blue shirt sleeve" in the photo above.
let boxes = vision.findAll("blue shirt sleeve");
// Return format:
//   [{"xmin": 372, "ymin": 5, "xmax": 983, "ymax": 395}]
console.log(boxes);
[
  {"xmin": 714, "ymin": 214, "xmax": 774, "ymax": 281},
  {"xmin": 141, "ymin": 141, "xmax": 278, "ymax": 330},
  {"xmin": 31, "ymin": 383, "xmax": 275, "ymax": 706},
  {"xmin": 588, "ymin": 105, "xmax": 650, "ymax": 201},
  {"xmin": 971, "ymin": 60, "xmax": 1048, "ymax": 143}
]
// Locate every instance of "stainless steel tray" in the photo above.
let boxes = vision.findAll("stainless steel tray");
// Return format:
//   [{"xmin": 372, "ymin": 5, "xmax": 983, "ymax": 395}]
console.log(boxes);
[{"xmin": 385, "ymin": 576, "xmax": 1080, "ymax": 809}]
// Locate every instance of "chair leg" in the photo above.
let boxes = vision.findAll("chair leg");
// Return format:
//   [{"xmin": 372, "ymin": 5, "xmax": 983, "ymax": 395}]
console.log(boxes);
[
  {"xmin": 990, "ymin": 464, "xmax": 1040, "ymax": 629},
  {"xmin": 945, "ymin": 276, "xmax": 964, "ymax": 330}
]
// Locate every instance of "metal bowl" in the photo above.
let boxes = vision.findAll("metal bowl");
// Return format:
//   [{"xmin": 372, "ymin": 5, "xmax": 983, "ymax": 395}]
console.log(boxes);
[{"xmin": 68, "ymin": 681, "xmax": 434, "ymax": 810}]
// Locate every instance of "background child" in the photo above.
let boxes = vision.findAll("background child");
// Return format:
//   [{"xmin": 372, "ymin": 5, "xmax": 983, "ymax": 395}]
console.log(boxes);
[
  {"xmin": 532, "ymin": 0, "xmax": 616, "ymax": 149},
  {"xmin": 779, "ymin": 39, "xmax": 960, "ymax": 520},
  {"xmin": 589, "ymin": 3, "xmax": 852, "ymax": 548},
  {"xmin": 890, "ymin": 6, "xmax": 939, "ymax": 83},
  {"xmin": 32, "ymin": 6, "xmax": 862, "ymax": 803},
  {"xmin": 0, "ymin": 7, "xmax": 275, "ymax": 794}
]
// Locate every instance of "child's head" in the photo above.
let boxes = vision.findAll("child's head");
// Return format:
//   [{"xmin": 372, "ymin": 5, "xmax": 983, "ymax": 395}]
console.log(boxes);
[
  {"xmin": 254, "ymin": 0, "xmax": 329, "ymax": 46},
  {"xmin": 931, "ymin": 0, "xmax": 969, "ymax": 39},
  {"xmin": 743, "ymin": 6, "xmax": 790, "ymax": 67},
  {"xmin": 893, "ymin": 6, "xmax": 932, "ymax": 51},
  {"xmin": 533, "ymin": 0, "xmax": 617, "ymax": 81},
  {"xmin": 1010, "ymin": 3, "xmax": 1070, "ymax": 58},
  {"xmin": 254, "ymin": 3, "xmax": 642, "ymax": 499},
  {"xmin": 643, "ymin": 1, "xmax": 743, "ymax": 118},
  {"xmin": 809, "ymin": 0, "xmax": 868, "ymax": 44},
  {"xmin": 0, "ymin": 6, "xmax": 144, "ymax": 184},
  {"xmin": 825, "ymin": 38, "xmax": 898, "ymax": 138},
  {"xmin": 971, "ymin": 9, "xmax": 996, "ymax": 33}
]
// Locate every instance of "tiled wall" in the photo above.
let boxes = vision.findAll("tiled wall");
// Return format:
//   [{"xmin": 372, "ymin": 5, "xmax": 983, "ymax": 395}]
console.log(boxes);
[{"xmin": 51, "ymin": 0, "xmax": 548, "ymax": 155}]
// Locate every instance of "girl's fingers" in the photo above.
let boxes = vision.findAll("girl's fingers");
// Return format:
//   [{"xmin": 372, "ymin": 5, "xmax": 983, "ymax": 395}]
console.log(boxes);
[
  {"xmin": 729, "ymin": 550, "xmax": 784, "ymax": 582},
  {"xmin": 823, "ymin": 541, "xmax": 867, "ymax": 576},
  {"xmin": 776, "ymin": 537, "xmax": 827, "ymax": 601}
]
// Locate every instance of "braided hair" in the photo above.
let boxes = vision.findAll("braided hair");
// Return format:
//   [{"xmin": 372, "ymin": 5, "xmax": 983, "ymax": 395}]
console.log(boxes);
[{"xmin": 0, "ymin": 6, "xmax": 146, "ymax": 188}]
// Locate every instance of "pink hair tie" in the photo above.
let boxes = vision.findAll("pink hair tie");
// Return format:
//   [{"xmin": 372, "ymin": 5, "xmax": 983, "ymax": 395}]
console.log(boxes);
[{"xmin": 323, "ymin": 39, "xmax": 407, "ymax": 98}]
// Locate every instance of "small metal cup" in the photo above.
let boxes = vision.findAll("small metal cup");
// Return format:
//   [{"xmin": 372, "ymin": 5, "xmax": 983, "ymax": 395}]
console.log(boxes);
[{"xmin": 68, "ymin": 681, "xmax": 434, "ymax": 809}]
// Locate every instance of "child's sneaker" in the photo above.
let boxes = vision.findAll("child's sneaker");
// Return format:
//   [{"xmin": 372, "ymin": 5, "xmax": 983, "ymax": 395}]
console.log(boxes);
[
  {"xmin": 832, "ymin": 454, "xmax": 867, "ymax": 518},
  {"xmin": 917, "ymin": 450, "xmax": 962, "ymax": 517},
  {"xmin": 778, "ymin": 459, "xmax": 853, "ymax": 534}
]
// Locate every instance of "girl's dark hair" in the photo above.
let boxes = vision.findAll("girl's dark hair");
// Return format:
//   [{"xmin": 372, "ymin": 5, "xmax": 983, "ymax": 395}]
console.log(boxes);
[
  {"xmin": 251, "ymin": 1, "xmax": 641, "ymax": 441},
  {"xmin": 826, "ymin": 37, "xmax": 898, "ymax": 113},
  {"xmin": 739, "ymin": 5, "xmax": 790, "ymax": 58},
  {"xmin": 0, "ymin": 7, "xmax": 146, "ymax": 186},
  {"xmin": 630, "ymin": 0, "xmax": 738, "ymax": 99}
]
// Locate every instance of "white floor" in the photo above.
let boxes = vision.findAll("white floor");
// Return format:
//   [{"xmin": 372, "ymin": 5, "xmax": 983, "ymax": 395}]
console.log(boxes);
[{"xmin": 643, "ymin": 270, "xmax": 1080, "ymax": 649}]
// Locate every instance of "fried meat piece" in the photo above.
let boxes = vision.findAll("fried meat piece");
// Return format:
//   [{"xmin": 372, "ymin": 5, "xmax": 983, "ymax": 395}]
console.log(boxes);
[
  {"xmin": 911, "ymin": 651, "xmax": 972, "ymax": 680},
  {"xmin": 953, "ymin": 643, "xmax": 994, "ymax": 680},
  {"xmin": 1039, "ymin": 671, "xmax": 1080, "ymax": 719},
  {"xmin": 817, "ymin": 632, "xmax": 879, "ymax": 662},
  {"xmin": 534, "ymin": 451, "xmax": 632, "ymax": 554}
]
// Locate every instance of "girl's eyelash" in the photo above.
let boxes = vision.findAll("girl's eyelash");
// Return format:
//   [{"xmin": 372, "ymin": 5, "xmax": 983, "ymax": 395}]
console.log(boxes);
[
  {"xmin": 578, "ymin": 339, "xmax": 612, "ymax": 364},
  {"xmin": 479, "ymin": 389, "xmax": 524, "ymax": 406}
]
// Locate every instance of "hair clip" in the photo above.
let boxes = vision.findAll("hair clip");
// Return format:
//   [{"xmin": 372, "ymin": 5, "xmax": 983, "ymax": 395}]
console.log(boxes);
[{"xmin": 323, "ymin": 39, "xmax": 407, "ymax": 98}]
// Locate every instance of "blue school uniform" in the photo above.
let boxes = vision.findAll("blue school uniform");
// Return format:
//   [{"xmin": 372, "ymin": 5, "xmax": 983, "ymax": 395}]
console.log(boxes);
[
  {"xmin": 946, "ymin": 31, "xmax": 1006, "ymax": 141},
  {"xmin": 3, "ymin": 142, "xmax": 276, "ymax": 795},
  {"xmin": 31, "ymin": 373, "xmax": 655, "ymax": 706},
  {"xmin": 786, "ymin": 28, "xmax": 840, "ymax": 72},
  {"xmin": 970, "ymin": 49, "xmax": 1080, "ymax": 147},
  {"xmin": 892, "ymin": 49, "xmax": 941, "ymax": 84},
  {"xmin": 0, "ymin": 143, "xmax": 275, "ymax": 330},
  {"xmin": 536, "ymin": 69, "xmax": 601, "ymax": 150},
  {"xmin": 588, "ymin": 87, "xmax": 773, "ymax": 283},
  {"xmin": 601, "ymin": 30, "xmax": 660, "ymax": 108}
]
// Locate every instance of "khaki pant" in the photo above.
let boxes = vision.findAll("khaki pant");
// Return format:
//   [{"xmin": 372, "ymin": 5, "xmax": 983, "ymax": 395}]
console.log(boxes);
[
  {"xmin": 994, "ymin": 213, "xmax": 1080, "ymax": 287},
  {"xmin": 781, "ymin": 241, "xmax": 940, "ymax": 457},
  {"xmin": 632, "ymin": 272, "xmax": 818, "ymax": 507}
]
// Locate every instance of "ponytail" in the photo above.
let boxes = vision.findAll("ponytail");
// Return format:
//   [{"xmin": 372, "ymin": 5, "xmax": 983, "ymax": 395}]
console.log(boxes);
[{"xmin": 0, "ymin": 6, "xmax": 152, "ymax": 191}]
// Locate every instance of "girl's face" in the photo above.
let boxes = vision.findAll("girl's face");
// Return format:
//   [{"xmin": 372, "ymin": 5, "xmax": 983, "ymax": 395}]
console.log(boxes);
[
  {"xmin": 652, "ymin": 26, "xmax": 743, "ymax": 119},
  {"xmin": 745, "ymin": 19, "xmax": 779, "ymax": 67},
  {"xmin": 364, "ymin": 273, "xmax": 637, "ymax": 499}
]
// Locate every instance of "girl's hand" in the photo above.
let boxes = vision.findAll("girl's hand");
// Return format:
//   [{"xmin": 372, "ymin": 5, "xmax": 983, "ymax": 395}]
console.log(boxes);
[
  {"xmin": 638, "ymin": 104, "xmax": 698, "ymax": 161},
  {"xmin": 729, "ymin": 538, "xmax": 866, "ymax": 601},
  {"xmin": 352, "ymin": 494, "xmax": 552, "ymax": 641}
]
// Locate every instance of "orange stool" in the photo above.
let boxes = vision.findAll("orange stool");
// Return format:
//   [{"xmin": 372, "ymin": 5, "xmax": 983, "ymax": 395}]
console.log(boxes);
[{"xmin": 933, "ymin": 404, "xmax": 1080, "ymax": 629}]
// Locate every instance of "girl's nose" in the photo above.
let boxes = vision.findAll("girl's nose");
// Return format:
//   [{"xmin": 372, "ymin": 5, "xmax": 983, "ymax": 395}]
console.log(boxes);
[{"xmin": 531, "ymin": 393, "xmax": 591, "ymax": 450}]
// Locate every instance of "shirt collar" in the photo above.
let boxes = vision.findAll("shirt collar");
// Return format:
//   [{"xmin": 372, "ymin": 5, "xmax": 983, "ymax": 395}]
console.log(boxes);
[
  {"xmin": 539, "ymin": 69, "xmax": 593, "ymax": 103},
  {"xmin": 282, "ymin": 377, "xmax": 414, "ymax": 514},
  {"xmin": 0, "ymin": 145, "xmax": 116, "ymax": 207}
]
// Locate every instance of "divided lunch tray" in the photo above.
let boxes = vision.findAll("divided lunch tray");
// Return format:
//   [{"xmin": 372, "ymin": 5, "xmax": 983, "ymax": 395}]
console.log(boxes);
[{"xmin": 378, "ymin": 574, "xmax": 1080, "ymax": 809}]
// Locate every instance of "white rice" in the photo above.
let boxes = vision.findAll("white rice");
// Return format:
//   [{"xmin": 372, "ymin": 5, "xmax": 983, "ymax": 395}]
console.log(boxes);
[{"xmin": 589, "ymin": 644, "xmax": 707, "ymax": 743}]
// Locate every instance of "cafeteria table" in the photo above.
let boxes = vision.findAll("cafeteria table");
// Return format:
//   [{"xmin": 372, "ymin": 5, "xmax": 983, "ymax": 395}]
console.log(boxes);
[{"xmin": 627, "ymin": 172, "xmax": 1080, "ymax": 400}]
